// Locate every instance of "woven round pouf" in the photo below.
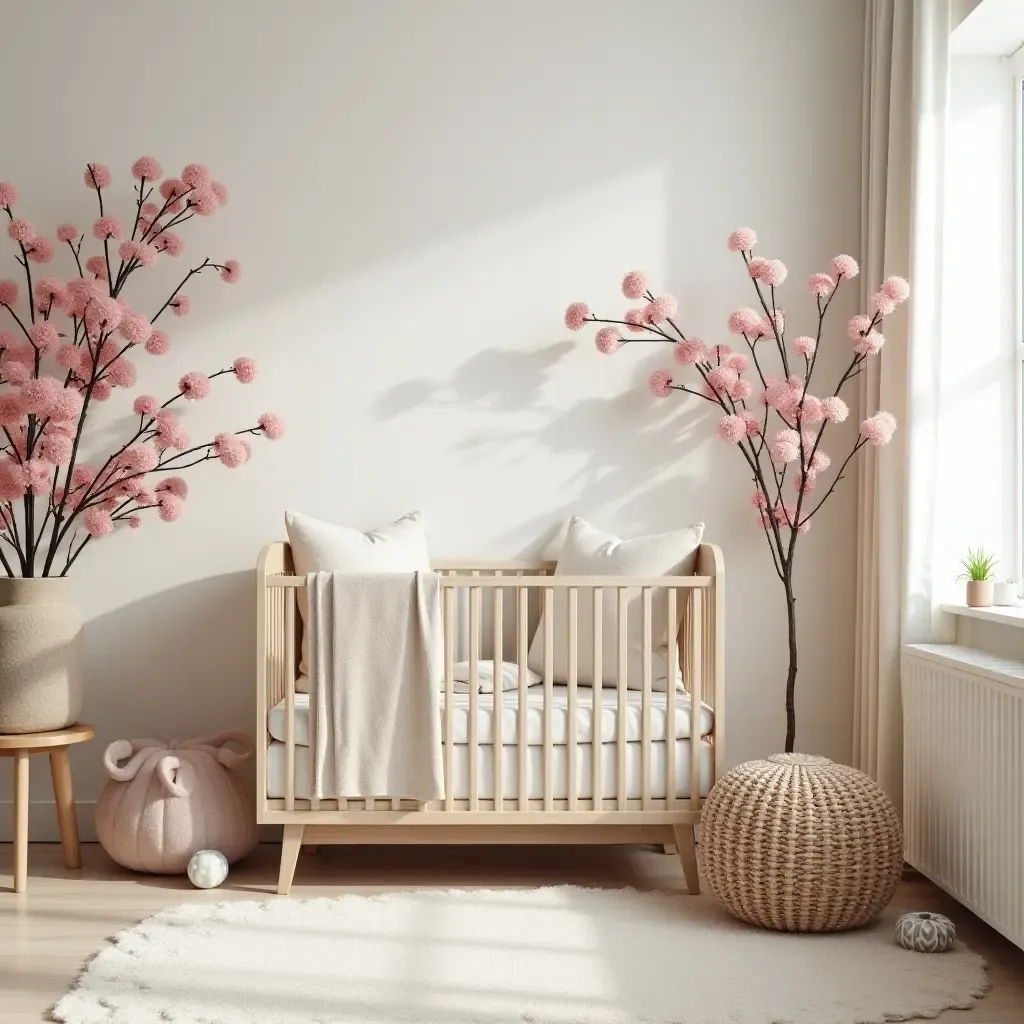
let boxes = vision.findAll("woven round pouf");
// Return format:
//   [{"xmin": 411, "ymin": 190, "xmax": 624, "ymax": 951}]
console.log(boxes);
[{"xmin": 700, "ymin": 753, "xmax": 903, "ymax": 932}]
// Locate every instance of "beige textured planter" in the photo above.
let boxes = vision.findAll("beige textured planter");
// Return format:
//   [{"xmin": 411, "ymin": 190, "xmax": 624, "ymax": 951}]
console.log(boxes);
[
  {"xmin": 0, "ymin": 577, "xmax": 84, "ymax": 734},
  {"xmin": 965, "ymin": 580, "xmax": 994, "ymax": 607}
]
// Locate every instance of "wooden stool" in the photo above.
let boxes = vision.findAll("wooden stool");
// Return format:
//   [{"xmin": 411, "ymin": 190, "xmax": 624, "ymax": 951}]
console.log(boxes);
[{"xmin": 1, "ymin": 724, "xmax": 94, "ymax": 894}]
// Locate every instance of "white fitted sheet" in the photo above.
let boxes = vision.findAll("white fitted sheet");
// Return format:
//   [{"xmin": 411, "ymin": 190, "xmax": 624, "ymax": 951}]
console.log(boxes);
[
  {"xmin": 266, "ymin": 739, "xmax": 713, "ymax": 801},
  {"xmin": 268, "ymin": 685, "xmax": 714, "ymax": 748}
]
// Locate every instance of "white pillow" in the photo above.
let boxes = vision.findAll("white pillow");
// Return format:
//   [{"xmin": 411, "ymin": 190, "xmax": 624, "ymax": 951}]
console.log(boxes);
[
  {"xmin": 450, "ymin": 660, "xmax": 542, "ymax": 693},
  {"xmin": 527, "ymin": 517, "xmax": 704, "ymax": 691},
  {"xmin": 285, "ymin": 510, "xmax": 432, "ymax": 676}
]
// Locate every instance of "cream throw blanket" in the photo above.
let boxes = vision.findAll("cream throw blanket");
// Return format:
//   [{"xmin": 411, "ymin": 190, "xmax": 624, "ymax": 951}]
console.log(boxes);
[{"xmin": 307, "ymin": 571, "xmax": 444, "ymax": 802}]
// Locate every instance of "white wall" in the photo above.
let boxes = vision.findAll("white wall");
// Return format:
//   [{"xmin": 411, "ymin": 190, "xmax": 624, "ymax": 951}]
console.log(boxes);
[{"xmin": 0, "ymin": 0, "xmax": 867, "ymax": 839}]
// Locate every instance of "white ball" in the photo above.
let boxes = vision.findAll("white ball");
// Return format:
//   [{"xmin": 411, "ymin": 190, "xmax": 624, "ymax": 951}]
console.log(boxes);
[{"xmin": 187, "ymin": 849, "xmax": 229, "ymax": 889}]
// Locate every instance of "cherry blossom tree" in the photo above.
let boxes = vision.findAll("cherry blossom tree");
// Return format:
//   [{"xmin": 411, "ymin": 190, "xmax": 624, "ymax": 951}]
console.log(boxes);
[
  {"xmin": 0, "ymin": 158, "xmax": 283, "ymax": 577},
  {"xmin": 565, "ymin": 228, "xmax": 907, "ymax": 752}
]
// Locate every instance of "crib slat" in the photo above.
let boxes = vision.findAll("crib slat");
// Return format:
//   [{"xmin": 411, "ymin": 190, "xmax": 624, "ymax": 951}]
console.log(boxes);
[
  {"xmin": 617, "ymin": 587, "xmax": 628, "ymax": 810},
  {"xmin": 518, "ymin": 586, "xmax": 529, "ymax": 812},
  {"xmin": 444, "ymin": 586, "xmax": 454, "ymax": 812},
  {"xmin": 493, "ymin": 585, "xmax": 503, "ymax": 812},
  {"xmin": 567, "ymin": 586, "xmax": 578, "ymax": 811},
  {"xmin": 690, "ymin": 588, "xmax": 703, "ymax": 807},
  {"xmin": 641, "ymin": 587, "xmax": 652, "ymax": 809},
  {"xmin": 469, "ymin": 585, "xmax": 480, "ymax": 811},
  {"xmin": 666, "ymin": 588, "xmax": 678, "ymax": 810},
  {"xmin": 543, "ymin": 586, "xmax": 554, "ymax": 811},
  {"xmin": 285, "ymin": 591, "xmax": 296, "ymax": 812},
  {"xmin": 592, "ymin": 587, "xmax": 603, "ymax": 810}
]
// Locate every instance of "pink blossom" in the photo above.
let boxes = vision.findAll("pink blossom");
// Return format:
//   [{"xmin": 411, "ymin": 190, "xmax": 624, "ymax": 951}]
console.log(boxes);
[
  {"xmin": 0, "ymin": 280, "xmax": 17, "ymax": 305},
  {"xmin": 85, "ymin": 255, "xmax": 108, "ymax": 280},
  {"xmin": 56, "ymin": 223, "xmax": 79, "ymax": 243},
  {"xmin": 868, "ymin": 291, "xmax": 896, "ymax": 317},
  {"xmin": 214, "ymin": 432, "xmax": 249, "ymax": 468},
  {"xmin": 623, "ymin": 309, "xmax": 647, "ymax": 333},
  {"xmin": 761, "ymin": 259, "xmax": 788, "ymax": 287},
  {"xmin": 740, "ymin": 411, "xmax": 761, "ymax": 437},
  {"xmin": 564, "ymin": 302, "xmax": 590, "ymax": 331},
  {"xmin": 822, "ymin": 396, "xmax": 849, "ymax": 423},
  {"xmin": 18, "ymin": 376, "xmax": 63, "ymax": 416},
  {"xmin": 647, "ymin": 295, "xmax": 677, "ymax": 323},
  {"xmin": 730, "ymin": 379, "xmax": 752, "ymax": 401},
  {"xmin": 728, "ymin": 308, "xmax": 762, "ymax": 335},
  {"xmin": 621, "ymin": 270, "xmax": 647, "ymax": 299},
  {"xmin": 0, "ymin": 181, "xmax": 18, "ymax": 207},
  {"xmin": 133, "ymin": 395, "xmax": 159, "ymax": 416},
  {"xmin": 793, "ymin": 335, "xmax": 816, "ymax": 357},
  {"xmin": 770, "ymin": 428, "xmax": 801, "ymax": 464},
  {"xmin": 232, "ymin": 356, "xmax": 257, "ymax": 383},
  {"xmin": 751, "ymin": 488, "xmax": 768, "ymax": 510},
  {"xmin": 26, "ymin": 237, "xmax": 54, "ymax": 264},
  {"xmin": 0, "ymin": 460, "xmax": 25, "ymax": 501},
  {"xmin": 674, "ymin": 339, "xmax": 705, "ymax": 365},
  {"xmin": 145, "ymin": 329, "xmax": 171, "ymax": 355},
  {"xmin": 157, "ymin": 232, "xmax": 183, "ymax": 257},
  {"xmin": 727, "ymin": 227, "xmax": 757, "ymax": 252},
  {"xmin": 723, "ymin": 353, "xmax": 749, "ymax": 373},
  {"xmin": 181, "ymin": 163, "xmax": 210, "ymax": 188},
  {"xmin": 106, "ymin": 357, "xmax": 137, "ymax": 387},
  {"xmin": 156, "ymin": 476, "xmax": 188, "ymax": 498},
  {"xmin": 219, "ymin": 259, "xmax": 241, "ymax": 284},
  {"xmin": 595, "ymin": 327, "xmax": 621, "ymax": 354},
  {"xmin": 809, "ymin": 449, "xmax": 831, "ymax": 474},
  {"xmin": 142, "ymin": 202, "xmax": 160, "ymax": 217},
  {"xmin": 854, "ymin": 330, "xmax": 885, "ymax": 356},
  {"xmin": 648, "ymin": 369, "xmax": 673, "ymax": 398},
  {"xmin": 118, "ymin": 240, "xmax": 158, "ymax": 267},
  {"xmin": 119, "ymin": 310, "xmax": 153, "ymax": 345},
  {"xmin": 799, "ymin": 395, "xmax": 824, "ymax": 424},
  {"xmin": 157, "ymin": 492, "xmax": 184, "ymax": 522},
  {"xmin": 128, "ymin": 515, "xmax": 141, "ymax": 529},
  {"xmin": 70, "ymin": 465, "xmax": 97, "ymax": 489},
  {"xmin": 846, "ymin": 314, "xmax": 872, "ymax": 339},
  {"xmin": 34, "ymin": 277, "xmax": 67, "ymax": 307},
  {"xmin": 40, "ymin": 431, "xmax": 73, "ymax": 465},
  {"xmin": 4, "ymin": 362, "xmax": 29, "ymax": 385},
  {"xmin": 84, "ymin": 295, "xmax": 122, "ymax": 334},
  {"xmin": 188, "ymin": 187, "xmax": 218, "ymax": 216},
  {"xmin": 706, "ymin": 365, "xmax": 738, "ymax": 395},
  {"xmin": 159, "ymin": 177, "xmax": 186, "ymax": 201},
  {"xmin": 881, "ymin": 276, "xmax": 911, "ymax": 303},
  {"xmin": 24, "ymin": 458, "xmax": 52, "ymax": 494},
  {"xmin": 859, "ymin": 411, "xmax": 897, "ymax": 446},
  {"xmin": 793, "ymin": 472, "xmax": 817, "ymax": 496},
  {"xmin": 29, "ymin": 322, "xmax": 59, "ymax": 352},
  {"xmin": 717, "ymin": 414, "xmax": 746, "ymax": 444},
  {"xmin": 0, "ymin": 331, "xmax": 16, "ymax": 351},
  {"xmin": 131, "ymin": 156, "xmax": 162, "ymax": 180},
  {"xmin": 807, "ymin": 273, "xmax": 834, "ymax": 296},
  {"xmin": 831, "ymin": 254, "xmax": 859, "ymax": 279},
  {"xmin": 178, "ymin": 371, "xmax": 211, "ymax": 399},
  {"xmin": 747, "ymin": 257, "xmax": 769, "ymax": 280},
  {"xmin": 90, "ymin": 379, "xmax": 113, "ymax": 402},
  {"xmin": 50, "ymin": 386, "xmax": 83, "ymax": 423},
  {"xmin": 154, "ymin": 413, "xmax": 189, "ymax": 452},
  {"xmin": 211, "ymin": 181, "xmax": 229, "ymax": 206},
  {"xmin": 92, "ymin": 216, "xmax": 123, "ymax": 241},
  {"xmin": 171, "ymin": 295, "xmax": 191, "ymax": 317},
  {"xmin": 83, "ymin": 507, "xmax": 114, "ymax": 537},
  {"xmin": 7, "ymin": 218, "xmax": 36, "ymax": 244},
  {"xmin": 0, "ymin": 394, "xmax": 25, "ymax": 425},
  {"xmin": 84, "ymin": 163, "xmax": 111, "ymax": 189},
  {"xmin": 120, "ymin": 444, "xmax": 159, "ymax": 474},
  {"xmin": 258, "ymin": 412, "xmax": 285, "ymax": 440}
]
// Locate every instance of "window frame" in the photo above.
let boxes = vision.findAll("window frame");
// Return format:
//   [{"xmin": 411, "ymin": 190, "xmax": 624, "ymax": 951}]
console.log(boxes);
[{"xmin": 1014, "ymin": 44, "xmax": 1024, "ymax": 581}]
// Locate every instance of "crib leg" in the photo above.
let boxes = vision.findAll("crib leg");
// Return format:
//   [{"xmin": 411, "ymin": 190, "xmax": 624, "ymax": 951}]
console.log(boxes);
[
  {"xmin": 277, "ymin": 824, "xmax": 304, "ymax": 896},
  {"xmin": 673, "ymin": 823, "xmax": 700, "ymax": 895},
  {"xmin": 662, "ymin": 844, "xmax": 677, "ymax": 856}
]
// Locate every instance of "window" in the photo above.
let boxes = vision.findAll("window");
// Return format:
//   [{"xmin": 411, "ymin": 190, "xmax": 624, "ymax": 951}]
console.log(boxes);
[{"xmin": 1015, "ymin": 45, "xmax": 1024, "ymax": 580}]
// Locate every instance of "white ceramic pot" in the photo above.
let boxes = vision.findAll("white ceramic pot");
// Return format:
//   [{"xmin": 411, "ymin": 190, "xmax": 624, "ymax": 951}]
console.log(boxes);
[
  {"xmin": 965, "ymin": 580, "xmax": 995, "ymax": 608},
  {"xmin": 0, "ymin": 577, "xmax": 84, "ymax": 734},
  {"xmin": 992, "ymin": 582, "xmax": 1020, "ymax": 607}
]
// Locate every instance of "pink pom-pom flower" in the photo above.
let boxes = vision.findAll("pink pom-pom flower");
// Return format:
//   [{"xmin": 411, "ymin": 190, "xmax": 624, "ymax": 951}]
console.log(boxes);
[
  {"xmin": 181, "ymin": 163, "xmax": 210, "ymax": 188},
  {"xmin": 793, "ymin": 335, "xmax": 816, "ymax": 358},
  {"xmin": 145, "ymin": 329, "xmax": 171, "ymax": 355},
  {"xmin": 0, "ymin": 181, "xmax": 18, "ymax": 207},
  {"xmin": 859, "ymin": 411, "xmax": 897, "ymax": 446},
  {"xmin": 56, "ymin": 223, "xmax": 80, "ymax": 243},
  {"xmin": 751, "ymin": 488, "xmax": 768, "ymax": 510},
  {"xmin": 118, "ymin": 240, "xmax": 158, "ymax": 267},
  {"xmin": 7, "ymin": 218, "xmax": 36, "ymax": 244},
  {"xmin": 727, "ymin": 227, "xmax": 757, "ymax": 252},
  {"xmin": 0, "ymin": 280, "xmax": 17, "ymax": 305},
  {"xmin": 258, "ymin": 412, "xmax": 285, "ymax": 440},
  {"xmin": 131, "ymin": 156, "xmax": 162, "ymax": 180},
  {"xmin": 178, "ymin": 371, "xmax": 211, "ymax": 400},
  {"xmin": 822, "ymin": 396, "xmax": 849, "ymax": 423},
  {"xmin": 90, "ymin": 379, "xmax": 113, "ymax": 402},
  {"xmin": 106, "ymin": 357, "xmax": 137, "ymax": 388},
  {"xmin": 728, "ymin": 308, "xmax": 762, "ymax": 336},
  {"xmin": 219, "ymin": 259, "xmax": 241, "ymax": 283},
  {"xmin": 674, "ymin": 339, "xmax": 705, "ymax": 365},
  {"xmin": 854, "ymin": 331, "xmax": 885, "ymax": 356},
  {"xmin": 214, "ymin": 432, "xmax": 249, "ymax": 468},
  {"xmin": 85, "ymin": 255, "xmax": 108, "ymax": 280},
  {"xmin": 717, "ymin": 414, "xmax": 746, "ymax": 444},
  {"xmin": 84, "ymin": 163, "xmax": 111, "ymax": 189},
  {"xmin": 807, "ymin": 273, "xmax": 834, "ymax": 296},
  {"xmin": 747, "ymin": 257, "xmax": 769, "ymax": 280},
  {"xmin": 761, "ymin": 259, "xmax": 788, "ymax": 287},
  {"xmin": 881, "ymin": 275, "xmax": 911, "ymax": 303},
  {"xmin": 595, "ymin": 327, "xmax": 621, "ymax": 354},
  {"xmin": 50, "ymin": 387, "xmax": 83, "ymax": 424},
  {"xmin": 799, "ymin": 395, "xmax": 825, "ymax": 424},
  {"xmin": 623, "ymin": 309, "xmax": 647, "ymax": 333},
  {"xmin": 846, "ymin": 314, "xmax": 872, "ymax": 339},
  {"xmin": 27, "ymin": 237, "xmax": 54, "ymax": 264},
  {"xmin": 157, "ymin": 492, "xmax": 184, "ymax": 522},
  {"xmin": 156, "ymin": 232, "xmax": 182, "ymax": 257},
  {"xmin": 92, "ymin": 216, "xmax": 123, "ymax": 241},
  {"xmin": 831, "ymin": 254, "xmax": 859, "ymax": 279},
  {"xmin": 0, "ymin": 394, "xmax": 25, "ymax": 425},
  {"xmin": 128, "ymin": 515, "xmax": 142, "ymax": 530},
  {"xmin": 133, "ymin": 395, "xmax": 159, "ymax": 416},
  {"xmin": 156, "ymin": 476, "xmax": 188, "ymax": 499},
  {"xmin": 564, "ymin": 302, "xmax": 590, "ymax": 331},
  {"xmin": 211, "ymin": 181, "xmax": 229, "ymax": 206},
  {"xmin": 19, "ymin": 376, "xmax": 63, "ymax": 416},
  {"xmin": 29, "ymin": 322, "xmax": 59, "ymax": 352},
  {"xmin": 190, "ymin": 187, "xmax": 219, "ymax": 216},
  {"xmin": 0, "ymin": 459, "xmax": 25, "ymax": 501},
  {"xmin": 707, "ymin": 366, "xmax": 738, "ymax": 395},
  {"xmin": 171, "ymin": 295, "xmax": 191, "ymax": 317},
  {"xmin": 740, "ymin": 411, "xmax": 761, "ymax": 437},
  {"xmin": 119, "ymin": 311, "xmax": 153, "ymax": 345},
  {"xmin": 868, "ymin": 291, "xmax": 896, "ymax": 317},
  {"xmin": 723, "ymin": 353, "xmax": 749, "ymax": 373},
  {"xmin": 647, "ymin": 295, "xmax": 677, "ymax": 323},
  {"xmin": 621, "ymin": 271, "xmax": 647, "ymax": 299},
  {"xmin": 648, "ymin": 369, "xmax": 673, "ymax": 398},
  {"xmin": 232, "ymin": 356, "xmax": 257, "ymax": 383}
]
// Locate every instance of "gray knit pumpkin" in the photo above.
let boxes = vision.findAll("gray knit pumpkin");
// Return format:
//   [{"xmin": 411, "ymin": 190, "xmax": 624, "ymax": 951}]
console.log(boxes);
[{"xmin": 895, "ymin": 911, "xmax": 957, "ymax": 953}]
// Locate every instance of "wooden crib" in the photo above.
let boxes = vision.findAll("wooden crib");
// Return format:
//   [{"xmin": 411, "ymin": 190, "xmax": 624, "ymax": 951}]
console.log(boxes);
[{"xmin": 257, "ymin": 542, "xmax": 725, "ymax": 895}]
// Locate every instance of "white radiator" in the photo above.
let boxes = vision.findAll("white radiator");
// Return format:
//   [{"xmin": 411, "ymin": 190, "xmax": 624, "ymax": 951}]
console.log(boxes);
[{"xmin": 902, "ymin": 644, "xmax": 1024, "ymax": 949}]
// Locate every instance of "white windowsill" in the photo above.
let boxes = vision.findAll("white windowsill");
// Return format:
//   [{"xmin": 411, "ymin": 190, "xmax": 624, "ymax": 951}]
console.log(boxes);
[{"xmin": 941, "ymin": 603, "xmax": 1024, "ymax": 628}]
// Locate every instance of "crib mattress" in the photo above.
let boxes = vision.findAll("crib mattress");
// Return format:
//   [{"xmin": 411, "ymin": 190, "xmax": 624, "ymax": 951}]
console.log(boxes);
[
  {"xmin": 266, "ymin": 738, "xmax": 713, "ymax": 801},
  {"xmin": 268, "ymin": 684, "xmax": 714, "ymax": 748}
]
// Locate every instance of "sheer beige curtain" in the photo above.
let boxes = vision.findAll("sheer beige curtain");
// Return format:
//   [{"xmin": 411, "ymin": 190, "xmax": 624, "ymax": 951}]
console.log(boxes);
[{"xmin": 854, "ymin": 0, "xmax": 953, "ymax": 811}]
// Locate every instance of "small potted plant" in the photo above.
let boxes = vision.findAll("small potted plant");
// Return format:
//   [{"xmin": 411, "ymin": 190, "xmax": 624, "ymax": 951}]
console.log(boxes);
[{"xmin": 958, "ymin": 549, "xmax": 998, "ymax": 607}]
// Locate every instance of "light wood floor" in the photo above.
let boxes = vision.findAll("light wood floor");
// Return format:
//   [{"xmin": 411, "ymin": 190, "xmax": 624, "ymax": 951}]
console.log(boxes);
[{"xmin": 1, "ymin": 843, "xmax": 1022, "ymax": 1023}]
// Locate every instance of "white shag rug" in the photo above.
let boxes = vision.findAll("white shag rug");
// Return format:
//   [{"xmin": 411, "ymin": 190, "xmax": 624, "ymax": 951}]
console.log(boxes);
[{"xmin": 53, "ymin": 886, "xmax": 988, "ymax": 1024}]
